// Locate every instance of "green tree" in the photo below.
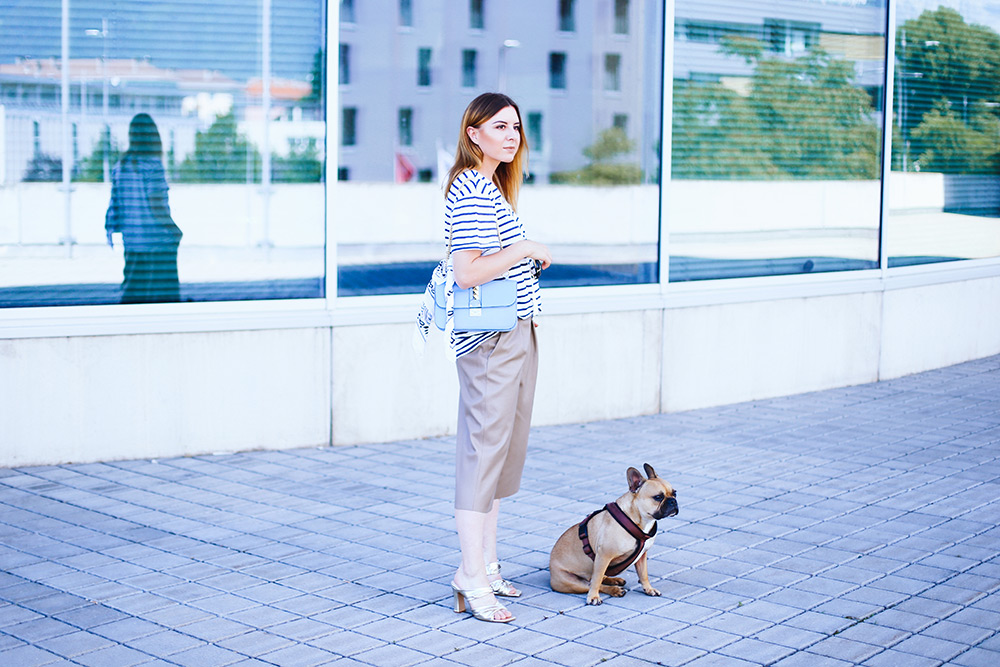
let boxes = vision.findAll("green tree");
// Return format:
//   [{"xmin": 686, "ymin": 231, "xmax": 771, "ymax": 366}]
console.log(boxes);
[
  {"xmin": 74, "ymin": 127, "xmax": 120, "ymax": 182},
  {"xmin": 272, "ymin": 138, "xmax": 324, "ymax": 183},
  {"xmin": 912, "ymin": 99, "xmax": 1000, "ymax": 174},
  {"xmin": 177, "ymin": 112, "xmax": 261, "ymax": 183},
  {"xmin": 896, "ymin": 7, "xmax": 1000, "ymax": 173},
  {"xmin": 672, "ymin": 80, "xmax": 781, "ymax": 179},
  {"xmin": 673, "ymin": 39, "xmax": 880, "ymax": 180},
  {"xmin": 550, "ymin": 127, "xmax": 643, "ymax": 185},
  {"xmin": 302, "ymin": 48, "xmax": 324, "ymax": 107}
]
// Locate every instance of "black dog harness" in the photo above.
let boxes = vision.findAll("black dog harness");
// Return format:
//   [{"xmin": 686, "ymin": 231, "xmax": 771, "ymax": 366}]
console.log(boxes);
[{"xmin": 578, "ymin": 502, "xmax": 658, "ymax": 576}]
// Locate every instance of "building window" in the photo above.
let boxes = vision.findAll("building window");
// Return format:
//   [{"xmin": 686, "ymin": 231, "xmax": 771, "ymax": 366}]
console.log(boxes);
[
  {"xmin": 462, "ymin": 49, "xmax": 477, "ymax": 88},
  {"xmin": 614, "ymin": 0, "xmax": 629, "ymax": 35},
  {"xmin": 470, "ymin": 0, "xmax": 484, "ymax": 29},
  {"xmin": 604, "ymin": 53, "xmax": 621, "ymax": 91},
  {"xmin": 549, "ymin": 52, "xmax": 567, "ymax": 90},
  {"xmin": 559, "ymin": 0, "xmax": 575, "ymax": 32},
  {"xmin": 400, "ymin": 0, "xmax": 413, "ymax": 27},
  {"xmin": 612, "ymin": 114, "xmax": 628, "ymax": 133},
  {"xmin": 342, "ymin": 107, "xmax": 357, "ymax": 146},
  {"xmin": 527, "ymin": 112, "xmax": 543, "ymax": 152},
  {"xmin": 33, "ymin": 120, "xmax": 40, "ymax": 157},
  {"xmin": 398, "ymin": 107, "xmax": 413, "ymax": 146},
  {"xmin": 340, "ymin": 0, "xmax": 355, "ymax": 23},
  {"xmin": 417, "ymin": 47, "xmax": 432, "ymax": 86},
  {"xmin": 338, "ymin": 167, "xmax": 350, "ymax": 181},
  {"xmin": 764, "ymin": 18, "xmax": 820, "ymax": 56},
  {"xmin": 339, "ymin": 43, "xmax": 351, "ymax": 85}
]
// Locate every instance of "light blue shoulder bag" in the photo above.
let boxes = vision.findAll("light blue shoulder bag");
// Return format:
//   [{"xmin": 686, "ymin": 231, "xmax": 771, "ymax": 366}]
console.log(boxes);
[{"xmin": 433, "ymin": 218, "xmax": 517, "ymax": 332}]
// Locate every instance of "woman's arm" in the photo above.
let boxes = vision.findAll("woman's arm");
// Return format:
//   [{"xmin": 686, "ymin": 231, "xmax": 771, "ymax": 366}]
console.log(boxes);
[{"xmin": 452, "ymin": 240, "xmax": 552, "ymax": 290}]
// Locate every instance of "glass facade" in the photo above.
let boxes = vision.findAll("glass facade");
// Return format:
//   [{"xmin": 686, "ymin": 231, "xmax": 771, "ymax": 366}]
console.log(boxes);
[
  {"xmin": 886, "ymin": 2, "xmax": 1000, "ymax": 267},
  {"xmin": 336, "ymin": 0, "xmax": 664, "ymax": 296},
  {"xmin": 670, "ymin": 0, "xmax": 885, "ymax": 281},
  {"xmin": 0, "ymin": 0, "xmax": 326, "ymax": 307},
  {"xmin": 1, "ymin": 0, "xmax": 999, "ymax": 309}
]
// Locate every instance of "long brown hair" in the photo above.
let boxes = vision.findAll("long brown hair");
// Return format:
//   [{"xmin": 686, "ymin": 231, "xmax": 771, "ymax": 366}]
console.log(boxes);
[{"xmin": 446, "ymin": 92, "xmax": 528, "ymax": 211}]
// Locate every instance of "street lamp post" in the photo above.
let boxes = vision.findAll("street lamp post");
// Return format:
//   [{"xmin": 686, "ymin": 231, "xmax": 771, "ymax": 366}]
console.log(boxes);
[
  {"xmin": 85, "ymin": 18, "xmax": 110, "ymax": 182},
  {"xmin": 498, "ymin": 39, "xmax": 520, "ymax": 93}
]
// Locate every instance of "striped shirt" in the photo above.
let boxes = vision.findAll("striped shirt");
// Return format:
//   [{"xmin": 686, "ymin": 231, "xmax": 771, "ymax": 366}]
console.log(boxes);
[{"xmin": 446, "ymin": 169, "xmax": 540, "ymax": 357}]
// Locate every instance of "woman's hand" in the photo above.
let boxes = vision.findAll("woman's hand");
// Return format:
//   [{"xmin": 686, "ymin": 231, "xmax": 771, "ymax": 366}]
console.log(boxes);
[
  {"xmin": 452, "ymin": 240, "xmax": 553, "ymax": 290},
  {"xmin": 514, "ymin": 240, "xmax": 552, "ymax": 270}
]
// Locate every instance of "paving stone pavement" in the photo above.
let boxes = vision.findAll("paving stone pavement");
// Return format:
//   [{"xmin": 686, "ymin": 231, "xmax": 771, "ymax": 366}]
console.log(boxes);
[{"xmin": 2, "ymin": 355, "xmax": 999, "ymax": 666}]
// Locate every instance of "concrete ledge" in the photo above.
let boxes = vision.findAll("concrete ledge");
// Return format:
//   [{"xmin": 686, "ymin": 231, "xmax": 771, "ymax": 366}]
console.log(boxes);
[{"xmin": 3, "ymin": 266, "xmax": 1000, "ymax": 466}]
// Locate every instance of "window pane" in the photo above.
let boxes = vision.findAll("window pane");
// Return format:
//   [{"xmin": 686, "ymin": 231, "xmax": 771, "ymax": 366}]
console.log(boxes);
[
  {"xmin": 604, "ymin": 53, "xmax": 622, "ymax": 91},
  {"xmin": 549, "ymin": 52, "xmax": 567, "ymax": 90},
  {"xmin": 0, "ymin": 0, "xmax": 327, "ymax": 307},
  {"xmin": 417, "ymin": 47, "xmax": 433, "ymax": 86},
  {"xmin": 886, "ymin": 2, "xmax": 1000, "ymax": 267},
  {"xmin": 560, "ymin": 0, "xmax": 576, "ymax": 32},
  {"xmin": 398, "ymin": 107, "xmax": 413, "ymax": 146},
  {"xmin": 462, "ymin": 49, "xmax": 477, "ymax": 88},
  {"xmin": 670, "ymin": 0, "xmax": 885, "ymax": 281},
  {"xmin": 615, "ymin": 0, "xmax": 630, "ymax": 35},
  {"xmin": 470, "ymin": 0, "xmax": 484, "ymax": 30},
  {"xmin": 400, "ymin": 0, "xmax": 414, "ymax": 27},
  {"xmin": 339, "ymin": 43, "xmax": 351, "ymax": 85},
  {"xmin": 336, "ymin": 0, "xmax": 664, "ymax": 296}
]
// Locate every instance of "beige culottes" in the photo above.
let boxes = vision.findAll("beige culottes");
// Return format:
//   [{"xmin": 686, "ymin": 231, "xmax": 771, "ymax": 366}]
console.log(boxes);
[{"xmin": 455, "ymin": 318, "xmax": 539, "ymax": 512}]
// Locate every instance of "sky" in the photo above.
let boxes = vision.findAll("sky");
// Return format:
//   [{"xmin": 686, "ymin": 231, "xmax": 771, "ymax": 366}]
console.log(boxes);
[{"xmin": 898, "ymin": 0, "xmax": 1000, "ymax": 31}]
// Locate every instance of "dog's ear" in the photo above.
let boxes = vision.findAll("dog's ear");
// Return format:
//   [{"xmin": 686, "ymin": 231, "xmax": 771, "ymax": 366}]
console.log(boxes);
[
  {"xmin": 627, "ymin": 467, "xmax": 645, "ymax": 493},
  {"xmin": 643, "ymin": 463, "xmax": 658, "ymax": 479}
]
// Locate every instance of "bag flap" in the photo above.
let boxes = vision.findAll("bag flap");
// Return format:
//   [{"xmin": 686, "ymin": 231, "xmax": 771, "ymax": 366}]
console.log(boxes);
[{"xmin": 435, "ymin": 278, "xmax": 516, "ymax": 309}]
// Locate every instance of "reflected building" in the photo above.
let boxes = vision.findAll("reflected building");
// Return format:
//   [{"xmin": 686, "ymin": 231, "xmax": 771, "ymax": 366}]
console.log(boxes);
[
  {"xmin": 674, "ymin": 0, "xmax": 886, "ymax": 107},
  {"xmin": 337, "ymin": 0, "xmax": 885, "ymax": 185},
  {"xmin": 337, "ymin": 0, "xmax": 665, "ymax": 184},
  {"xmin": 0, "ymin": 57, "xmax": 322, "ymax": 186}
]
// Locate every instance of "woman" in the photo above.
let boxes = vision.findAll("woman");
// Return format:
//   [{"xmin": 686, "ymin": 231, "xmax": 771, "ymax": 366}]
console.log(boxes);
[
  {"xmin": 105, "ymin": 113, "xmax": 182, "ymax": 303},
  {"xmin": 445, "ymin": 93, "xmax": 552, "ymax": 623}
]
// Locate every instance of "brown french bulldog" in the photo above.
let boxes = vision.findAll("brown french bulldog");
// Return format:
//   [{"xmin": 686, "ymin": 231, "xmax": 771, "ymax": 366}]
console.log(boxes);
[{"xmin": 549, "ymin": 464, "xmax": 678, "ymax": 605}]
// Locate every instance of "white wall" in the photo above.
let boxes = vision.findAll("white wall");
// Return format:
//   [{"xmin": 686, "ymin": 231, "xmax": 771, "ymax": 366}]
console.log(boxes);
[
  {"xmin": 661, "ymin": 292, "xmax": 882, "ymax": 412},
  {"xmin": 880, "ymin": 274, "xmax": 1000, "ymax": 379},
  {"xmin": 3, "ymin": 268, "xmax": 999, "ymax": 467},
  {"xmin": 0, "ymin": 327, "xmax": 331, "ymax": 466}
]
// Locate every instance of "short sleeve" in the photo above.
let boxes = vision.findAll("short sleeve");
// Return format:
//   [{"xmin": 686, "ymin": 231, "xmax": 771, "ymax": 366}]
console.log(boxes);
[{"xmin": 447, "ymin": 174, "xmax": 500, "ymax": 254}]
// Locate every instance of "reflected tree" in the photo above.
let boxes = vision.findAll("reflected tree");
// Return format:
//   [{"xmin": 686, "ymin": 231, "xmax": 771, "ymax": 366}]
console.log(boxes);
[
  {"xmin": 75, "ymin": 128, "xmax": 121, "ymax": 182},
  {"xmin": 178, "ymin": 112, "xmax": 261, "ymax": 183},
  {"xmin": 897, "ymin": 7, "xmax": 1000, "ymax": 173},
  {"xmin": 673, "ymin": 36, "xmax": 880, "ymax": 180},
  {"xmin": 550, "ymin": 127, "xmax": 642, "ymax": 185},
  {"xmin": 272, "ymin": 138, "xmax": 324, "ymax": 183}
]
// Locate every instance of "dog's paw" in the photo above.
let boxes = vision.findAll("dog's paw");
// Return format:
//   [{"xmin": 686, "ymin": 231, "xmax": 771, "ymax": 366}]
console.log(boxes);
[
  {"xmin": 609, "ymin": 586, "xmax": 627, "ymax": 597},
  {"xmin": 643, "ymin": 586, "xmax": 661, "ymax": 597},
  {"xmin": 603, "ymin": 577, "xmax": 626, "ymax": 586},
  {"xmin": 587, "ymin": 594, "xmax": 603, "ymax": 605}
]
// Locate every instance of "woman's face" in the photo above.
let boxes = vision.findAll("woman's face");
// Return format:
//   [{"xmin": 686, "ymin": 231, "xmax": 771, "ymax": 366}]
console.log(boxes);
[{"xmin": 468, "ymin": 105, "xmax": 521, "ymax": 172}]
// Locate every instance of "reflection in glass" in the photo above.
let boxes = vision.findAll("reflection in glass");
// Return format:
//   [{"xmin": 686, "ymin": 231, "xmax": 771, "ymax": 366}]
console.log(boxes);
[
  {"xmin": 336, "ymin": 0, "xmax": 664, "ymax": 296},
  {"xmin": 670, "ymin": 0, "xmax": 886, "ymax": 281},
  {"xmin": 887, "ymin": 3, "xmax": 1000, "ymax": 266},
  {"xmin": 0, "ymin": 0, "xmax": 327, "ymax": 308}
]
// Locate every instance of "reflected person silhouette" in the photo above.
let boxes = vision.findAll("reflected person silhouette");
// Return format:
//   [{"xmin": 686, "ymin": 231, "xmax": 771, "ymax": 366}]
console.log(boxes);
[{"xmin": 105, "ymin": 113, "xmax": 182, "ymax": 303}]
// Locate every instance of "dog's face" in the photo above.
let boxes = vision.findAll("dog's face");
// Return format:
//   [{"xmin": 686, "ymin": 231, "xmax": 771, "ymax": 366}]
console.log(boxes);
[{"xmin": 628, "ymin": 464, "xmax": 678, "ymax": 521}]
